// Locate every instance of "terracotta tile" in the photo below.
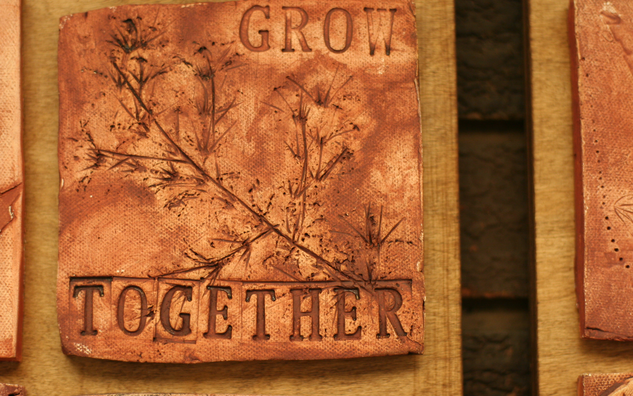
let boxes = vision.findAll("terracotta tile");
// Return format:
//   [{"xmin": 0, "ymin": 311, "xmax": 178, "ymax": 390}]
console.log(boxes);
[
  {"xmin": 570, "ymin": 0, "xmax": 633, "ymax": 340},
  {"xmin": 578, "ymin": 374, "xmax": 633, "ymax": 395},
  {"xmin": 0, "ymin": 0, "xmax": 23, "ymax": 361},
  {"xmin": 0, "ymin": 384, "xmax": 25, "ymax": 396},
  {"xmin": 58, "ymin": 0, "xmax": 423, "ymax": 362}
]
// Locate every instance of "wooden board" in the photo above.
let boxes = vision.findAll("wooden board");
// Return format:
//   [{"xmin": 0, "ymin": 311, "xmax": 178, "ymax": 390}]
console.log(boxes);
[
  {"xmin": 0, "ymin": 0, "xmax": 24, "ymax": 362},
  {"xmin": 0, "ymin": 0, "xmax": 460, "ymax": 394},
  {"xmin": 529, "ymin": 0, "xmax": 633, "ymax": 393}
]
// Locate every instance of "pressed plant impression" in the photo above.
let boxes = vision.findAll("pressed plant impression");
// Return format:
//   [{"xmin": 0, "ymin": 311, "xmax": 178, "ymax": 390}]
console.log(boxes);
[{"xmin": 58, "ymin": 0, "xmax": 423, "ymax": 362}]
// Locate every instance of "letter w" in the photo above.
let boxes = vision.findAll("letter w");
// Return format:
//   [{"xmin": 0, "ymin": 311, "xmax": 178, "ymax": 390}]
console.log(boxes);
[{"xmin": 364, "ymin": 8, "xmax": 397, "ymax": 56}]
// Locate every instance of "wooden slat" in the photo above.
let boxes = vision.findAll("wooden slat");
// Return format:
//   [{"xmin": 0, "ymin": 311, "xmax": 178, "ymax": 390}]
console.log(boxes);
[
  {"xmin": 528, "ymin": 0, "xmax": 633, "ymax": 393},
  {"xmin": 0, "ymin": 0, "xmax": 460, "ymax": 393}
]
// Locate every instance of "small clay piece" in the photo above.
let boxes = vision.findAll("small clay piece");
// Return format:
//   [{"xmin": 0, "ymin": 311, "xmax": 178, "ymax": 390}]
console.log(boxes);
[
  {"xmin": 58, "ymin": 0, "xmax": 423, "ymax": 362},
  {"xmin": 0, "ymin": 0, "xmax": 23, "ymax": 361},
  {"xmin": 0, "ymin": 384, "xmax": 25, "ymax": 396},
  {"xmin": 578, "ymin": 374, "xmax": 633, "ymax": 395},
  {"xmin": 569, "ymin": 0, "xmax": 633, "ymax": 340}
]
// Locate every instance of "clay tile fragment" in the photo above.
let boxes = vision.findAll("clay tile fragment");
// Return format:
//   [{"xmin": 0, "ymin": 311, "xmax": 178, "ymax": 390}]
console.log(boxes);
[
  {"xmin": 0, "ymin": 384, "xmax": 25, "ymax": 396},
  {"xmin": 0, "ymin": 0, "xmax": 24, "ymax": 361},
  {"xmin": 58, "ymin": 0, "xmax": 424, "ymax": 363},
  {"xmin": 570, "ymin": 0, "xmax": 633, "ymax": 340},
  {"xmin": 578, "ymin": 374, "xmax": 633, "ymax": 396}
]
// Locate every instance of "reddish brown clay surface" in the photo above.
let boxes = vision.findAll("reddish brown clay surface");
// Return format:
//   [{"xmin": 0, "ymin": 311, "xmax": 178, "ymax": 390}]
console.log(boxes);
[
  {"xmin": 569, "ymin": 0, "xmax": 633, "ymax": 340},
  {"xmin": 0, "ymin": 384, "xmax": 25, "ymax": 396},
  {"xmin": 58, "ymin": 0, "xmax": 423, "ymax": 363},
  {"xmin": 0, "ymin": 0, "xmax": 23, "ymax": 361},
  {"xmin": 81, "ymin": 394, "xmax": 254, "ymax": 396},
  {"xmin": 578, "ymin": 374, "xmax": 633, "ymax": 396}
]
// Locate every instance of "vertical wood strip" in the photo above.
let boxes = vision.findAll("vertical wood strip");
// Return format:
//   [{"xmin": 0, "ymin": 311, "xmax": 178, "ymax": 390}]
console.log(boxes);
[{"xmin": 415, "ymin": 0, "xmax": 462, "ymax": 393}]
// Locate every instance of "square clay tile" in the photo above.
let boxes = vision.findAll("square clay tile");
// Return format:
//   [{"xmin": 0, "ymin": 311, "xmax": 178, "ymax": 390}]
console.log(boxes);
[
  {"xmin": 58, "ymin": 0, "xmax": 423, "ymax": 363},
  {"xmin": 0, "ymin": 0, "xmax": 23, "ymax": 361},
  {"xmin": 569, "ymin": 0, "xmax": 633, "ymax": 340}
]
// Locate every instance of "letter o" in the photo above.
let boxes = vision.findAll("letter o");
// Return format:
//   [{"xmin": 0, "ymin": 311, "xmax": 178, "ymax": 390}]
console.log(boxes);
[
  {"xmin": 323, "ymin": 8, "xmax": 353, "ymax": 54},
  {"xmin": 117, "ymin": 286, "xmax": 148, "ymax": 336}
]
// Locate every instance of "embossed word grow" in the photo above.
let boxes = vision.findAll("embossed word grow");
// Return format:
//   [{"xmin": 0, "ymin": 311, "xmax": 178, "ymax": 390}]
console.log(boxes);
[
  {"xmin": 239, "ymin": 6, "xmax": 397, "ymax": 54},
  {"xmin": 58, "ymin": 0, "xmax": 423, "ymax": 363}
]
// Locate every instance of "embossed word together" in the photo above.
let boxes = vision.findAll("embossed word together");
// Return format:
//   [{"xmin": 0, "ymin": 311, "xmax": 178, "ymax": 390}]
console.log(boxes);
[{"xmin": 69, "ymin": 277, "xmax": 410, "ymax": 342}]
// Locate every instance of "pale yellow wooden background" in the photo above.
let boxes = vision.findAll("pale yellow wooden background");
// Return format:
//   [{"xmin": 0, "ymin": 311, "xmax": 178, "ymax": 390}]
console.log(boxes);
[
  {"xmin": 529, "ymin": 0, "xmax": 633, "ymax": 394},
  {"xmin": 0, "ymin": 0, "xmax": 461, "ymax": 394}
]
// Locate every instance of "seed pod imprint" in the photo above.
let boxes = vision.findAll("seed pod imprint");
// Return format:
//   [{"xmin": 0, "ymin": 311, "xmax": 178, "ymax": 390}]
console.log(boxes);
[{"xmin": 570, "ymin": 0, "xmax": 633, "ymax": 340}]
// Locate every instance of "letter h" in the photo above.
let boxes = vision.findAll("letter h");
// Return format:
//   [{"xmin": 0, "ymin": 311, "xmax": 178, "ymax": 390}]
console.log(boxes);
[{"xmin": 290, "ymin": 288, "xmax": 322, "ymax": 341}]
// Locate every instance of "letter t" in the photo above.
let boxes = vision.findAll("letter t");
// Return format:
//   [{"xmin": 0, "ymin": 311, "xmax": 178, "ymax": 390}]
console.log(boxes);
[
  {"xmin": 246, "ymin": 289, "xmax": 276, "ymax": 341},
  {"xmin": 73, "ymin": 284, "xmax": 104, "ymax": 336}
]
